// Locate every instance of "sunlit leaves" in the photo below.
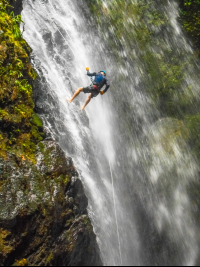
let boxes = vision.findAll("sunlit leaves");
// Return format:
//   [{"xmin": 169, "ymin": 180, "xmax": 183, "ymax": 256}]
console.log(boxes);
[
  {"xmin": 180, "ymin": 0, "xmax": 200, "ymax": 50},
  {"xmin": 0, "ymin": 229, "xmax": 12, "ymax": 257},
  {"xmin": 0, "ymin": 0, "xmax": 43, "ymax": 159}
]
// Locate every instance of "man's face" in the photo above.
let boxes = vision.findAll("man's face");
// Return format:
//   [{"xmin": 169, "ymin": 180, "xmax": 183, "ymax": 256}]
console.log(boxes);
[{"xmin": 101, "ymin": 72, "xmax": 105, "ymax": 76}]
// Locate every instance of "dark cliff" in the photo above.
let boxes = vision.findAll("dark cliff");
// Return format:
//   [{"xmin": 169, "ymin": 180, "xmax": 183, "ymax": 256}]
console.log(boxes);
[
  {"xmin": 0, "ymin": 141, "xmax": 102, "ymax": 266},
  {"xmin": 0, "ymin": 0, "xmax": 102, "ymax": 265}
]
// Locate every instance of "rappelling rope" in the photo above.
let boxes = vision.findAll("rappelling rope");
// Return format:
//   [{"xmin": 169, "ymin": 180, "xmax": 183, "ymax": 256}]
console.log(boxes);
[
  {"xmin": 53, "ymin": 21, "xmax": 77, "ymax": 59},
  {"xmin": 109, "ymin": 157, "xmax": 123, "ymax": 266},
  {"xmin": 35, "ymin": 4, "xmax": 122, "ymax": 261},
  {"xmin": 101, "ymin": 99, "xmax": 123, "ymax": 266},
  {"xmin": 47, "ymin": 0, "xmax": 88, "ymax": 69},
  {"xmin": 50, "ymin": 0, "xmax": 123, "ymax": 257},
  {"xmin": 29, "ymin": 9, "xmax": 77, "ymax": 91},
  {"xmin": 32, "ymin": 0, "xmax": 93, "ymax": 90},
  {"xmin": 41, "ymin": 0, "xmax": 96, "ymax": 83},
  {"xmin": 47, "ymin": 3, "xmax": 123, "ymax": 262}
]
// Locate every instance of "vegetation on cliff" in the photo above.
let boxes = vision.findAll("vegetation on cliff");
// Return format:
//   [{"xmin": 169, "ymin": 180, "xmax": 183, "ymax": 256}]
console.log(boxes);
[
  {"xmin": 179, "ymin": 0, "xmax": 200, "ymax": 54},
  {"xmin": 0, "ymin": 141, "xmax": 101, "ymax": 266},
  {"xmin": 86, "ymin": 0, "xmax": 200, "ymax": 161},
  {"xmin": 0, "ymin": 0, "xmax": 43, "ymax": 160},
  {"xmin": 0, "ymin": 2, "xmax": 102, "ymax": 266}
]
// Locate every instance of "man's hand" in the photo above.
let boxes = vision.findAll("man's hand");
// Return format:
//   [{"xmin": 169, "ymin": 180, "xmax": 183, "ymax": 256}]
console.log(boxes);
[
  {"xmin": 86, "ymin": 67, "xmax": 89, "ymax": 71},
  {"xmin": 100, "ymin": 91, "xmax": 104, "ymax": 95}
]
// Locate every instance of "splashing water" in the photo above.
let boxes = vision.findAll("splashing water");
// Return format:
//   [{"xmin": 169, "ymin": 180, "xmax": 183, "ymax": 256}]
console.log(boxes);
[{"xmin": 22, "ymin": 0, "xmax": 200, "ymax": 265}]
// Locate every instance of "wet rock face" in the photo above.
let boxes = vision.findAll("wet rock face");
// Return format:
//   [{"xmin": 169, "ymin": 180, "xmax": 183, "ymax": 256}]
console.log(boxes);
[
  {"xmin": 0, "ymin": 141, "xmax": 102, "ymax": 266},
  {"xmin": 0, "ymin": 0, "xmax": 102, "ymax": 265},
  {"xmin": 36, "ymin": 141, "xmax": 75, "ymax": 177}
]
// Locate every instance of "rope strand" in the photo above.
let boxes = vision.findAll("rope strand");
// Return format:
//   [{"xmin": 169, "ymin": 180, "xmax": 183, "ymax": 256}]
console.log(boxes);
[
  {"xmin": 109, "ymin": 157, "xmax": 123, "ymax": 266},
  {"xmin": 48, "ymin": 0, "xmax": 87, "ymax": 68},
  {"xmin": 49, "ymin": 4, "xmax": 123, "ymax": 262},
  {"xmin": 102, "ymin": 99, "xmax": 123, "ymax": 266},
  {"xmin": 32, "ymin": 2, "xmax": 122, "ymax": 264}
]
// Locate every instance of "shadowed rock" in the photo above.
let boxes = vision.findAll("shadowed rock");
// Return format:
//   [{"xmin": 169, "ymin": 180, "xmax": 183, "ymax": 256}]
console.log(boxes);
[{"xmin": 0, "ymin": 141, "xmax": 102, "ymax": 266}]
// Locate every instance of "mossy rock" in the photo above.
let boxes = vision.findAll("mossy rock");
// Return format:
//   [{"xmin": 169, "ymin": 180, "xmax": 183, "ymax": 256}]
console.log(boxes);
[
  {"xmin": 32, "ymin": 113, "xmax": 43, "ymax": 128},
  {"xmin": 36, "ymin": 141, "xmax": 77, "ymax": 177},
  {"xmin": 0, "ymin": 0, "xmax": 43, "ymax": 159},
  {"xmin": 0, "ymin": 140, "xmax": 102, "ymax": 266}
]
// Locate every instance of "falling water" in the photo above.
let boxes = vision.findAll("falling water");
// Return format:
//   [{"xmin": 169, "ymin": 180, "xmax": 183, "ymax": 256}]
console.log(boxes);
[{"xmin": 22, "ymin": 0, "xmax": 200, "ymax": 265}]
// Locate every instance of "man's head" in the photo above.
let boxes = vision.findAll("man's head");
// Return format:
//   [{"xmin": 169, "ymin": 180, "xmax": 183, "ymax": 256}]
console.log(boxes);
[{"xmin": 100, "ymin": 70, "xmax": 106, "ymax": 76}]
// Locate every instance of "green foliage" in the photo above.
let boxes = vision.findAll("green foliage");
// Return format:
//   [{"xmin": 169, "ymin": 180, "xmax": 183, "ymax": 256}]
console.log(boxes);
[
  {"xmin": 184, "ymin": 115, "xmax": 200, "ymax": 158},
  {"xmin": 32, "ymin": 113, "xmax": 43, "ymax": 128},
  {"xmin": 10, "ymin": 11, "xmax": 24, "ymax": 39},
  {"xmin": 46, "ymin": 253, "xmax": 53, "ymax": 264},
  {"xmin": 0, "ymin": 228, "xmax": 12, "ymax": 257},
  {"xmin": 13, "ymin": 259, "xmax": 28, "ymax": 266},
  {"xmin": 86, "ymin": 0, "xmax": 200, "ymax": 161},
  {"xmin": 0, "ymin": 0, "xmax": 43, "ymax": 160},
  {"xmin": 179, "ymin": 0, "xmax": 200, "ymax": 53},
  {"xmin": 142, "ymin": 50, "xmax": 187, "ymax": 117}
]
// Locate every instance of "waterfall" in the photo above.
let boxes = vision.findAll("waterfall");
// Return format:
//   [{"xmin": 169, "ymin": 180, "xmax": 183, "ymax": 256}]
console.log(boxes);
[{"xmin": 22, "ymin": 0, "xmax": 200, "ymax": 265}]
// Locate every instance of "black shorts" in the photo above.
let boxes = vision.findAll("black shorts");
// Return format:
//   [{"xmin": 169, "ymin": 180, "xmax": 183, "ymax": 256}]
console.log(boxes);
[{"xmin": 83, "ymin": 85, "xmax": 99, "ymax": 98}]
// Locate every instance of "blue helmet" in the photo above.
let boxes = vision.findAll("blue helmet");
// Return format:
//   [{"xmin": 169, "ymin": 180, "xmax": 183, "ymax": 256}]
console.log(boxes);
[{"xmin": 100, "ymin": 70, "xmax": 106, "ymax": 76}]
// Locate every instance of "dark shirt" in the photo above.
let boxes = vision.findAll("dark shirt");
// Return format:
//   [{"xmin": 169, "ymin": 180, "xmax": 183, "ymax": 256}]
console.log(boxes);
[{"xmin": 87, "ymin": 71, "xmax": 110, "ymax": 93}]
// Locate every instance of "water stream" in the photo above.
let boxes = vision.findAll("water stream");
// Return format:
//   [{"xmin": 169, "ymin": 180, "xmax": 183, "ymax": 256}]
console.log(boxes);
[{"xmin": 22, "ymin": 0, "xmax": 200, "ymax": 265}]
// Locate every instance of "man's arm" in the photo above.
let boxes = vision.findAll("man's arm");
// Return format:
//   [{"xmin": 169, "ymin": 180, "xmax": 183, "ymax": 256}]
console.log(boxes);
[
  {"xmin": 87, "ymin": 71, "xmax": 97, "ymax": 77},
  {"xmin": 103, "ymin": 79, "xmax": 110, "ymax": 93}
]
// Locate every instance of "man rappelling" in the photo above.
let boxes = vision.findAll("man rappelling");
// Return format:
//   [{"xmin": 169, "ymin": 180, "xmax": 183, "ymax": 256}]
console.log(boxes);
[{"xmin": 66, "ymin": 67, "xmax": 110, "ymax": 110}]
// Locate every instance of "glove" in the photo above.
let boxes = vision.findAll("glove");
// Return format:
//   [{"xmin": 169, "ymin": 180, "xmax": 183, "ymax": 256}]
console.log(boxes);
[
  {"xmin": 86, "ymin": 67, "xmax": 89, "ymax": 71},
  {"xmin": 100, "ymin": 91, "xmax": 104, "ymax": 95}
]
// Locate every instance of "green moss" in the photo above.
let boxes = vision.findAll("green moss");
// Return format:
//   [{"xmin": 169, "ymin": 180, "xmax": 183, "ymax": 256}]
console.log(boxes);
[
  {"xmin": 32, "ymin": 113, "xmax": 43, "ymax": 128},
  {"xmin": 0, "ymin": 0, "xmax": 43, "ymax": 160},
  {"xmin": 55, "ymin": 175, "xmax": 70, "ymax": 185},
  {"xmin": 86, "ymin": 0, "xmax": 200, "ymax": 161},
  {"xmin": 179, "ymin": 0, "xmax": 200, "ymax": 55},
  {"xmin": 184, "ymin": 115, "xmax": 200, "ymax": 158},
  {"xmin": 0, "ymin": 228, "xmax": 12, "ymax": 257},
  {"xmin": 13, "ymin": 259, "xmax": 28, "ymax": 266},
  {"xmin": 46, "ymin": 252, "xmax": 53, "ymax": 264}
]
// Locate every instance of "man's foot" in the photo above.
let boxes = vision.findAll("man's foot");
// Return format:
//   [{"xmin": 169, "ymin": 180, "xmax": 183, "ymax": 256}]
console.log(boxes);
[{"xmin": 66, "ymin": 98, "xmax": 72, "ymax": 103}]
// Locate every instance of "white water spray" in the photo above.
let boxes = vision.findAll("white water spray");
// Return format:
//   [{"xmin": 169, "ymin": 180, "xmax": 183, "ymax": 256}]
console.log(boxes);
[
  {"xmin": 45, "ymin": 1, "xmax": 124, "ymax": 263},
  {"xmin": 22, "ymin": 0, "xmax": 200, "ymax": 265}
]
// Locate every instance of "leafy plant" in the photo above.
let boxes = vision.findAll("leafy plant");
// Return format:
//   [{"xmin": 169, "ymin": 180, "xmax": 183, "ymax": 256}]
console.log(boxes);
[
  {"xmin": 86, "ymin": 0, "xmax": 200, "ymax": 161},
  {"xmin": 10, "ymin": 11, "xmax": 24, "ymax": 39},
  {"xmin": 0, "ymin": 0, "xmax": 43, "ymax": 160},
  {"xmin": 13, "ymin": 259, "xmax": 28, "ymax": 266},
  {"xmin": 0, "ymin": 229, "xmax": 12, "ymax": 257},
  {"xmin": 179, "ymin": 0, "xmax": 200, "ymax": 53}
]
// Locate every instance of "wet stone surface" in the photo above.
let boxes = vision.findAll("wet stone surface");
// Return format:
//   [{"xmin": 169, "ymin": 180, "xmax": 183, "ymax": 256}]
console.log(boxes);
[{"xmin": 0, "ymin": 141, "xmax": 102, "ymax": 266}]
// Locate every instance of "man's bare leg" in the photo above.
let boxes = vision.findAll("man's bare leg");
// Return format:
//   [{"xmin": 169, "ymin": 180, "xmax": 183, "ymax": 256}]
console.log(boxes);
[
  {"xmin": 81, "ymin": 94, "xmax": 92, "ymax": 111},
  {"xmin": 66, "ymin": 88, "xmax": 83, "ymax": 103}
]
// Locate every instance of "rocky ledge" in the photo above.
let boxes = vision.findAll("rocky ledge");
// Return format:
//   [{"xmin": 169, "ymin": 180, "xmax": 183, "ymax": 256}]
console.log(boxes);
[{"xmin": 0, "ymin": 141, "xmax": 102, "ymax": 266}]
